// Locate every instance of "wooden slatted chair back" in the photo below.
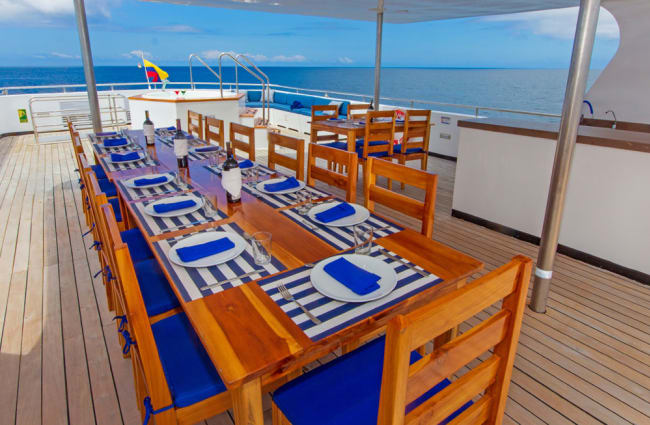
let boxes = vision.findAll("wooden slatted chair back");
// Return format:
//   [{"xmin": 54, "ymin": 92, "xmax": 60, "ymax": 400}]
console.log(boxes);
[
  {"xmin": 377, "ymin": 256, "xmax": 532, "ymax": 425},
  {"xmin": 359, "ymin": 110, "xmax": 396, "ymax": 160},
  {"xmin": 230, "ymin": 122, "xmax": 256, "ymax": 161},
  {"xmin": 72, "ymin": 130, "xmax": 84, "ymax": 155},
  {"xmin": 67, "ymin": 118, "xmax": 78, "ymax": 143},
  {"xmin": 205, "ymin": 116, "xmax": 225, "ymax": 148},
  {"xmin": 364, "ymin": 157, "xmax": 437, "ymax": 238},
  {"xmin": 398, "ymin": 110, "xmax": 431, "ymax": 155},
  {"xmin": 188, "ymin": 110, "xmax": 204, "ymax": 139},
  {"xmin": 307, "ymin": 143, "xmax": 358, "ymax": 203},
  {"xmin": 348, "ymin": 103, "xmax": 372, "ymax": 119},
  {"xmin": 310, "ymin": 105, "xmax": 340, "ymax": 143},
  {"xmin": 268, "ymin": 133, "xmax": 305, "ymax": 181}
]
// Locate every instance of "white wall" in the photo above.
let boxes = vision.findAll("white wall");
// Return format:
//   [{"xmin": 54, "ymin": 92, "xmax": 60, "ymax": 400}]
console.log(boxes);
[{"xmin": 453, "ymin": 127, "xmax": 650, "ymax": 275}]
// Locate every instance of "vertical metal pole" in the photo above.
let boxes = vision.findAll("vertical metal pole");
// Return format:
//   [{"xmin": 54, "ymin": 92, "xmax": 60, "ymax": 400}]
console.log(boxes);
[
  {"xmin": 529, "ymin": 0, "xmax": 601, "ymax": 313},
  {"xmin": 141, "ymin": 51, "xmax": 151, "ymax": 89},
  {"xmin": 373, "ymin": 0, "xmax": 384, "ymax": 110},
  {"xmin": 73, "ymin": 0, "xmax": 102, "ymax": 133}
]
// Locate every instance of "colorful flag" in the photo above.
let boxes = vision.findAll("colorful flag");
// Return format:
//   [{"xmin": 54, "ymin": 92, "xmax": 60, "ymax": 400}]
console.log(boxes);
[{"xmin": 143, "ymin": 59, "xmax": 169, "ymax": 82}]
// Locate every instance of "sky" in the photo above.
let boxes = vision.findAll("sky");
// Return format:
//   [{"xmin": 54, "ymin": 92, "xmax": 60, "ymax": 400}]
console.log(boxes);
[{"xmin": 0, "ymin": 0, "xmax": 620, "ymax": 68}]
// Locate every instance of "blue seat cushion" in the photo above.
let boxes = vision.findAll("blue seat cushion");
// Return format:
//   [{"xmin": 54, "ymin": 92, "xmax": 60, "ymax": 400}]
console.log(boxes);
[
  {"xmin": 152, "ymin": 313, "xmax": 227, "ymax": 408},
  {"xmin": 272, "ymin": 336, "xmax": 470, "ymax": 425},
  {"xmin": 247, "ymin": 90, "xmax": 262, "ymax": 102},
  {"xmin": 134, "ymin": 258, "xmax": 180, "ymax": 317},
  {"xmin": 108, "ymin": 197, "xmax": 122, "ymax": 222},
  {"xmin": 91, "ymin": 164, "xmax": 107, "ymax": 180},
  {"xmin": 98, "ymin": 178, "xmax": 117, "ymax": 198},
  {"xmin": 294, "ymin": 108, "xmax": 312, "ymax": 117},
  {"xmin": 245, "ymin": 101, "xmax": 264, "ymax": 108},
  {"xmin": 120, "ymin": 228, "xmax": 153, "ymax": 263},
  {"xmin": 394, "ymin": 144, "xmax": 426, "ymax": 155},
  {"xmin": 355, "ymin": 141, "xmax": 391, "ymax": 159},
  {"xmin": 321, "ymin": 141, "xmax": 348, "ymax": 150},
  {"xmin": 270, "ymin": 103, "xmax": 292, "ymax": 112}
]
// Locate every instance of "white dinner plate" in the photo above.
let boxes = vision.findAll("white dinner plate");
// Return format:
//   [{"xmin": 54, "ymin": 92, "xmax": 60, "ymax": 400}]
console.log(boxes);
[
  {"xmin": 256, "ymin": 177, "xmax": 305, "ymax": 195},
  {"xmin": 123, "ymin": 173, "xmax": 172, "ymax": 189},
  {"xmin": 310, "ymin": 254, "xmax": 397, "ymax": 302},
  {"xmin": 308, "ymin": 201, "xmax": 369, "ymax": 227},
  {"xmin": 190, "ymin": 145, "xmax": 221, "ymax": 155},
  {"xmin": 168, "ymin": 231, "xmax": 247, "ymax": 268},
  {"xmin": 143, "ymin": 194, "xmax": 203, "ymax": 218},
  {"xmin": 107, "ymin": 151, "xmax": 143, "ymax": 164}
]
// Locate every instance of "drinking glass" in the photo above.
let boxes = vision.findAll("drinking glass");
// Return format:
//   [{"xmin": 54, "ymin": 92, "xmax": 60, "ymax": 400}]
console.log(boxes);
[
  {"xmin": 201, "ymin": 194, "xmax": 218, "ymax": 218},
  {"xmin": 251, "ymin": 232, "xmax": 272, "ymax": 265},
  {"xmin": 353, "ymin": 223, "xmax": 374, "ymax": 255}
]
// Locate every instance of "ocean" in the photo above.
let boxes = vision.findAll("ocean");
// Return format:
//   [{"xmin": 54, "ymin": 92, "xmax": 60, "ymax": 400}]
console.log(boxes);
[{"xmin": 0, "ymin": 67, "xmax": 601, "ymax": 120}]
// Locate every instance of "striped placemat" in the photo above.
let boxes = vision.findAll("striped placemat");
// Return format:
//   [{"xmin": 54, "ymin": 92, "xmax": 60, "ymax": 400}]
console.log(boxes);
[
  {"xmin": 115, "ymin": 175, "xmax": 190, "ymax": 201},
  {"xmin": 257, "ymin": 245, "xmax": 442, "ymax": 341},
  {"xmin": 243, "ymin": 182, "xmax": 332, "ymax": 209},
  {"xmin": 280, "ymin": 203, "xmax": 403, "ymax": 250},
  {"xmin": 129, "ymin": 191, "xmax": 227, "ymax": 237},
  {"xmin": 158, "ymin": 136, "xmax": 218, "ymax": 161},
  {"xmin": 152, "ymin": 223, "xmax": 286, "ymax": 302},
  {"xmin": 98, "ymin": 154, "xmax": 160, "ymax": 172},
  {"xmin": 203, "ymin": 163, "xmax": 277, "ymax": 178},
  {"xmin": 92, "ymin": 141, "xmax": 138, "ymax": 155}
]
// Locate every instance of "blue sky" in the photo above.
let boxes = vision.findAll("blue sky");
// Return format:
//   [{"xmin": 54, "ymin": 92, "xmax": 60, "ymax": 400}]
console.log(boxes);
[{"xmin": 0, "ymin": 1, "xmax": 620, "ymax": 68}]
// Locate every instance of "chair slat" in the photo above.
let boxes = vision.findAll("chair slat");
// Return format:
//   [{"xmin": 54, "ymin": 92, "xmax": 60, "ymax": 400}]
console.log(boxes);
[
  {"xmin": 205, "ymin": 116, "xmax": 225, "ymax": 148},
  {"xmin": 348, "ymin": 103, "xmax": 371, "ymax": 119},
  {"xmin": 188, "ymin": 110, "xmax": 204, "ymax": 139},
  {"xmin": 447, "ymin": 395, "xmax": 492, "ymax": 425},
  {"xmin": 230, "ymin": 122, "xmax": 256, "ymax": 161},
  {"xmin": 268, "ymin": 133, "xmax": 304, "ymax": 181},
  {"xmin": 310, "ymin": 105, "xmax": 340, "ymax": 143},
  {"xmin": 368, "ymin": 186, "xmax": 424, "ymax": 219},
  {"xmin": 307, "ymin": 143, "xmax": 357, "ymax": 202}
]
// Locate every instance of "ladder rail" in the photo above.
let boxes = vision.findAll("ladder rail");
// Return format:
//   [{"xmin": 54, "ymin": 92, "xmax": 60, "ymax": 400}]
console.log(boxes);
[
  {"xmin": 236, "ymin": 54, "xmax": 271, "ymax": 124},
  {"xmin": 188, "ymin": 54, "xmax": 223, "ymax": 90},
  {"xmin": 218, "ymin": 53, "xmax": 268, "ymax": 124}
]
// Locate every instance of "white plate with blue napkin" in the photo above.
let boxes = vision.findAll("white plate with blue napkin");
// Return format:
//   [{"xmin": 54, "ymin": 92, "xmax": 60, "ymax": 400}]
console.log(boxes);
[
  {"xmin": 308, "ymin": 201, "xmax": 369, "ymax": 227},
  {"xmin": 190, "ymin": 145, "xmax": 221, "ymax": 155},
  {"xmin": 256, "ymin": 177, "xmax": 305, "ymax": 195},
  {"xmin": 123, "ymin": 173, "xmax": 172, "ymax": 189},
  {"xmin": 144, "ymin": 194, "xmax": 203, "ymax": 218},
  {"xmin": 168, "ymin": 231, "xmax": 247, "ymax": 268},
  {"xmin": 107, "ymin": 151, "xmax": 143, "ymax": 164}
]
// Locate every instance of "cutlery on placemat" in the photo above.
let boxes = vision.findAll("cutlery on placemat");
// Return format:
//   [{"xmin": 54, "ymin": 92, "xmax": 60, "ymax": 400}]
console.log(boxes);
[
  {"xmin": 163, "ymin": 220, "xmax": 211, "ymax": 231},
  {"xmin": 204, "ymin": 269, "xmax": 265, "ymax": 289},
  {"xmin": 379, "ymin": 248, "xmax": 428, "ymax": 277},
  {"xmin": 133, "ymin": 189, "xmax": 183, "ymax": 199},
  {"xmin": 301, "ymin": 218, "xmax": 318, "ymax": 231},
  {"xmin": 277, "ymin": 283, "xmax": 322, "ymax": 325}
]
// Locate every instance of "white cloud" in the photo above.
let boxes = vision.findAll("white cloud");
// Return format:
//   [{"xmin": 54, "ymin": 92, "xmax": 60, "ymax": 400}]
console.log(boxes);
[
  {"xmin": 338, "ymin": 56, "xmax": 354, "ymax": 64},
  {"xmin": 200, "ymin": 50, "xmax": 306, "ymax": 63},
  {"xmin": 122, "ymin": 50, "xmax": 153, "ymax": 59},
  {"xmin": 51, "ymin": 52, "xmax": 79, "ymax": 59},
  {"xmin": 152, "ymin": 25, "xmax": 201, "ymax": 33},
  {"xmin": 484, "ymin": 7, "xmax": 619, "ymax": 40},
  {"xmin": 269, "ymin": 54, "xmax": 307, "ymax": 63},
  {"xmin": 0, "ymin": 0, "xmax": 121, "ymax": 23}
]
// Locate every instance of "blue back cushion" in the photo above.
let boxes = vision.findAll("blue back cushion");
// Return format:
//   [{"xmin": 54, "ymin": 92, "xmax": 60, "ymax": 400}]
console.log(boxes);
[
  {"xmin": 247, "ymin": 91, "xmax": 262, "ymax": 102},
  {"xmin": 339, "ymin": 102, "xmax": 350, "ymax": 116},
  {"xmin": 273, "ymin": 91, "xmax": 289, "ymax": 105}
]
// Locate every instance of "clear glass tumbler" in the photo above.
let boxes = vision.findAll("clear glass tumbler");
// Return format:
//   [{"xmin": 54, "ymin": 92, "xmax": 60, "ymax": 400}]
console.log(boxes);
[
  {"xmin": 353, "ymin": 223, "xmax": 374, "ymax": 255},
  {"xmin": 251, "ymin": 231, "xmax": 272, "ymax": 265}
]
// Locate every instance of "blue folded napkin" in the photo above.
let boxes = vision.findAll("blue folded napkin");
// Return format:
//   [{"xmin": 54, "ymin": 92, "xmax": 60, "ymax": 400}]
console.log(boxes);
[
  {"xmin": 315, "ymin": 202, "xmax": 356, "ymax": 223},
  {"xmin": 166, "ymin": 126, "xmax": 176, "ymax": 130},
  {"xmin": 97, "ymin": 131, "xmax": 117, "ymax": 137},
  {"xmin": 110, "ymin": 151, "xmax": 140, "ymax": 162},
  {"xmin": 264, "ymin": 177, "xmax": 300, "ymax": 193},
  {"xmin": 176, "ymin": 237, "xmax": 235, "ymax": 262},
  {"xmin": 195, "ymin": 146, "xmax": 219, "ymax": 153},
  {"xmin": 238, "ymin": 159, "xmax": 254, "ymax": 169},
  {"xmin": 103, "ymin": 137, "xmax": 128, "ymax": 147},
  {"xmin": 323, "ymin": 257, "xmax": 381, "ymax": 295},
  {"xmin": 133, "ymin": 175, "xmax": 168, "ymax": 187},
  {"xmin": 152, "ymin": 199, "xmax": 196, "ymax": 213}
]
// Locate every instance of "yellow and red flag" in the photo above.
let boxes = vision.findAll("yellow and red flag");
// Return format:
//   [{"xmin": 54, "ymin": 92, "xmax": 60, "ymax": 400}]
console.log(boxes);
[{"xmin": 143, "ymin": 59, "xmax": 169, "ymax": 82}]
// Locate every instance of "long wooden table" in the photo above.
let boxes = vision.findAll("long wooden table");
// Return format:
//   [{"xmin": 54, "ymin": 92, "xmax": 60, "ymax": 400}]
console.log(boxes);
[
  {"xmin": 96, "ymin": 130, "xmax": 483, "ymax": 424},
  {"xmin": 310, "ymin": 118, "xmax": 405, "ymax": 151}
]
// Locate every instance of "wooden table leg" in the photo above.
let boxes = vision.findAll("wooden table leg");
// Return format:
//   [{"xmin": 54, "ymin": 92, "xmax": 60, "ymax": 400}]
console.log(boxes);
[
  {"xmin": 232, "ymin": 378, "xmax": 264, "ymax": 425},
  {"xmin": 433, "ymin": 278, "xmax": 467, "ymax": 349}
]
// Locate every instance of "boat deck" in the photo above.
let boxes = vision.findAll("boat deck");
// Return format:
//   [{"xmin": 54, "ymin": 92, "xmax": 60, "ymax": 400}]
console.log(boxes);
[{"xmin": 0, "ymin": 134, "xmax": 648, "ymax": 425}]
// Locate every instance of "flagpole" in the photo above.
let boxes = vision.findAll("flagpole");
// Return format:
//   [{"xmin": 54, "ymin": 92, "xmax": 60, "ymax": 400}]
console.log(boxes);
[{"xmin": 141, "ymin": 52, "xmax": 151, "ymax": 90}]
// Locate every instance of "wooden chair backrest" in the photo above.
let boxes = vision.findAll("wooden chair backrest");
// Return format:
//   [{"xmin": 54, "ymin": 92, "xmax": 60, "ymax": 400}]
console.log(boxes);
[
  {"xmin": 359, "ymin": 110, "xmax": 396, "ymax": 160},
  {"xmin": 307, "ymin": 143, "xmax": 358, "ymax": 203},
  {"xmin": 229, "ymin": 122, "xmax": 256, "ymax": 161},
  {"xmin": 268, "ymin": 132, "xmax": 305, "ymax": 181},
  {"xmin": 188, "ymin": 110, "xmax": 204, "ymax": 139},
  {"xmin": 204, "ymin": 116, "xmax": 225, "ymax": 148},
  {"xmin": 348, "ymin": 103, "xmax": 371, "ymax": 119},
  {"xmin": 67, "ymin": 118, "xmax": 77, "ymax": 142},
  {"xmin": 72, "ymin": 130, "xmax": 84, "ymax": 155},
  {"xmin": 398, "ymin": 110, "xmax": 431, "ymax": 155},
  {"xmin": 364, "ymin": 157, "xmax": 437, "ymax": 238},
  {"xmin": 377, "ymin": 255, "xmax": 532, "ymax": 425},
  {"xmin": 310, "ymin": 105, "xmax": 340, "ymax": 143}
]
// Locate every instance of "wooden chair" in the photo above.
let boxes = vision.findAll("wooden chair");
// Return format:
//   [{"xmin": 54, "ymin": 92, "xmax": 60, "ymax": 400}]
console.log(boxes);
[
  {"xmin": 348, "ymin": 102, "xmax": 372, "ymax": 119},
  {"xmin": 394, "ymin": 110, "xmax": 432, "ymax": 189},
  {"xmin": 271, "ymin": 255, "xmax": 533, "ymax": 425},
  {"xmin": 357, "ymin": 110, "xmax": 396, "ymax": 190},
  {"xmin": 310, "ymin": 105, "xmax": 343, "ymax": 146},
  {"xmin": 229, "ymin": 122, "xmax": 256, "ymax": 161},
  {"xmin": 204, "ymin": 116, "xmax": 225, "ymax": 148},
  {"xmin": 268, "ymin": 132, "xmax": 305, "ymax": 181},
  {"xmin": 188, "ymin": 110, "xmax": 204, "ymax": 139},
  {"xmin": 364, "ymin": 157, "xmax": 437, "ymax": 238},
  {"xmin": 307, "ymin": 143, "xmax": 358, "ymax": 203}
]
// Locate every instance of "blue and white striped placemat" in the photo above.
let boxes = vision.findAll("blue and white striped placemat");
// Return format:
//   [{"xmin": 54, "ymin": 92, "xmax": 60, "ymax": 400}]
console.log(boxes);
[
  {"xmin": 280, "ymin": 203, "xmax": 403, "ymax": 250},
  {"xmin": 98, "ymin": 154, "xmax": 160, "ymax": 172},
  {"xmin": 257, "ymin": 245, "xmax": 442, "ymax": 341},
  {"xmin": 203, "ymin": 163, "xmax": 277, "ymax": 178},
  {"xmin": 158, "ymin": 136, "xmax": 217, "ymax": 161},
  {"xmin": 129, "ymin": 191, "xmax": 227, "ymax": 237},
  {"xmin": 153, "ymin": 223, "xmax": 286, "ymax": 302},
  {"xmin": 115, "ymin": 175, "xmax": 188, "ymax": 201},
  {"xmin": 92, "ymin": 142, "xmax": 136, "ymax": 155}
]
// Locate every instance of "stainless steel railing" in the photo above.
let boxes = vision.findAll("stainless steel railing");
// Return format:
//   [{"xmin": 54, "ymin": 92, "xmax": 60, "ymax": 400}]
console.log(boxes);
[
  {"xmin": 188, "ymin": 54, "xmax": 222, "ymax": 90},
  {"xmin": 217, "ymin": 54, "xmax": 270, "ymax": 124}
]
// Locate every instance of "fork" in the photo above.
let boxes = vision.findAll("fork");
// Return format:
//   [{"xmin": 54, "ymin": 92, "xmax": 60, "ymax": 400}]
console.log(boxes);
[{"xmin": 277, "ymin": 284, "xmax": 322, "ymax": 324}]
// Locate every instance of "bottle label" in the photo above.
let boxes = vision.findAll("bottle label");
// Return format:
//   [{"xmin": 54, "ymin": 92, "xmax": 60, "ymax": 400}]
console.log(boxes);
[
  {"xmin": 174, "ymin": 138, "xmax": 188, "ymax": 158},
  {"xmin": 143, "ymin": 124, "xmax": 154, "ymax": 138},
  {"xmin": 221, "ymin": 168, "xmax": 242, "ymax": 201}
]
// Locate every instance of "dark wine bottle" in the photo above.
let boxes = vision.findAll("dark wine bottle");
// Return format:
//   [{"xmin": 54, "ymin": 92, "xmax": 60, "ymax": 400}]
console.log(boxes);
[
  {"xmin": 221, "ymin": 142, "xmax": 242, "ymax": 203},
  {"xmin": 143, "ymin": 110, "xmax": 155, "ymax": 145},
  {"xmin": 173, "ymin": 118, "xmax": 189, "ymax": 168}
]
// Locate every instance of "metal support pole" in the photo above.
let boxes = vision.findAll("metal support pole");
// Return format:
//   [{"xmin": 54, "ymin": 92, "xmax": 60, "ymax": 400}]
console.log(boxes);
[
  {"xmin": 73, "ymin": 0, "xmax": 102, "ymax": 133},
  {"xmin": 529, "ymin": 0, "xmax": 601, "ymax": 313},
  {"xmin": 373, "ymin": 0, "xmax": 384, "ymax": 110}
]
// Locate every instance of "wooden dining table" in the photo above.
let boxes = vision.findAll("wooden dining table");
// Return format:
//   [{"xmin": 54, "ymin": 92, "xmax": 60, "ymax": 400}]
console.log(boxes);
[
  {"xmin": 310, "ymin": 118, "xmax": 406, "ymax": 152},
  {"xmin": 94, "ymin": 129, "xmax": 483, "ymax": 425}
]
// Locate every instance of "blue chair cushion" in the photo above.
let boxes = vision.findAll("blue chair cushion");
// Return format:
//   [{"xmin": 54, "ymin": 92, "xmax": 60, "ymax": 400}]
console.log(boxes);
[
  {"xmin": 321, "ymin": 141, "xmax": 348, "ymax": 150},
  {"xmin": 355, "ymin": 141, "xmax": 391, "ymax": 159},
  {"xmin": 134, "ymin": 258, "xmax": 180, "ymax": 317},
  {"xmin": 247, "ymin": 90, "xmax": 262, "ymax": 102},
  {"xmin": 152, "ymin": 313, "xmax": 227, "ymax": 408},
  {"xmin": 108, "ymin": 197, "xmax": 122, "ymax": 222},
  {"xmin": 394, "ymin": 144, "xmax": 426, "ymax": 155},
  {"xmin": 120, "ymin": 228, "xmax": 153, "ymax": 263},
  {"xmin": 98, "ymin": 178, "xmax": 117, "ymax": 198},
  {"xmin": 272, "ymin": 336, "xmax": 470, "ymax": 425},
  {"xmin": 91, "ymin": 164, "xmax": 107, "ymax": 180}
]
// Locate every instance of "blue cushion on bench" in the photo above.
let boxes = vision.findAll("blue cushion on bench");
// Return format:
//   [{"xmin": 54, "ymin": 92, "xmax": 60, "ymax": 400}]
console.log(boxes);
[
  {"xmin": 120, "ymin": 228, "xmax": 153, "ymax": 263},
  {"xmin": 273, "ymin": 91, "xmax": 289, "ymax": 105},
  {"xmin": 272, "ymin": 336, "xmax": 470, "ymax": 425},
  {"xmin": 108, "ymin": 197, "xmax": 122, "ymax": 222},
  {"xmin": 152, "ymin": 313, "xmax": 227, "ymax": 408},
  {"xmin": 294, "ymin": 108, "xmax": 313, "ymax": 117},
  {"xmin": 98, "ymin": 178, "xmax": 117, "ymax": 198},
  {"xmin": 339, "ymin": 102, "xmax": 350, "ymax": 117},
  {"xmin": 245, "ymin": 101, "xmax": 264, "ymax": 108},
  {"xmin": 271, "ymin": 103, "xmax": 292, "ymax": 112},
  {"xmin": 134, "ymin": 258, "xmax": 180, "ymax": 317},
  {"xmin": 91, "ymin": 164, "xmax": 107, "ymax": 179},
  {"xmin": 247, "ymin": 90, "xmax": 262, "ymax": 102}
]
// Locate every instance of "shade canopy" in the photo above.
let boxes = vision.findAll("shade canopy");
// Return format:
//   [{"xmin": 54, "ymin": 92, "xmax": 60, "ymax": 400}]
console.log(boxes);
[{"xmin": 142, "ymin": 0, "xmax": 579, "ymax": 23}]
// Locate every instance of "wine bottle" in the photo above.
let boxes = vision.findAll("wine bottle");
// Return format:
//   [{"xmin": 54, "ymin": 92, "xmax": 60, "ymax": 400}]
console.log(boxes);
[
  {"xmin": 221, "ymin": 142, "xmax": 242, "ymax": 203},
  {"xmin": 143, "ymin": 110, "xmax": 155, "ymax": 145},
  {"xmin": 173, "ymin": 118, "xmax": 189, "ymax": 168}
]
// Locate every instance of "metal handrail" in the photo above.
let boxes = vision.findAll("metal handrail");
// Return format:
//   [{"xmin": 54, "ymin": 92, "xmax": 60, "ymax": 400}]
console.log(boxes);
[
  {"xmin": 218, "ymin": 53, "xmax": 268, "ymax": 123},
  {"xmin": 188, "ymin": 53, "xmax": 222, "ymax": 90},
  {"xmin": 236, "ymin": 54, "xmax": 271, "ymax": 124}
]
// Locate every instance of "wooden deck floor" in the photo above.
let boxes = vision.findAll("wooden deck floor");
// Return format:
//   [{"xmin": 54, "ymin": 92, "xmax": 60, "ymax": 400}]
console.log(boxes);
[{"xmin": 0, "ymin": 133, "xmax": 648, "ymax": 425}]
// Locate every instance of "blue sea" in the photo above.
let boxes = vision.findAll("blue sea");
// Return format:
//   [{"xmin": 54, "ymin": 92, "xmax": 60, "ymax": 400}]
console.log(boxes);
[{"xmin": 0, "ymin": 67, "xmax": 601, "ymax": 120}]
